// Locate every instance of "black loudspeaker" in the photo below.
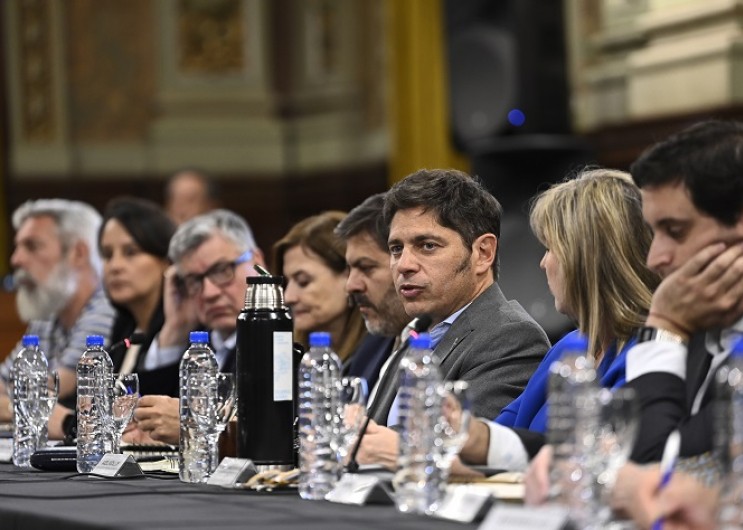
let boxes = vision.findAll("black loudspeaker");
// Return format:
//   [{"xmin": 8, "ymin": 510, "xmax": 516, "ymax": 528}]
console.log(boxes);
[
  {"xmin": 445, "ymin": 0, "xmax": 569, "ymax": 150},
  {"xmin": 444, "ymin": 0, "xmax": 587, "ymax": 341}
]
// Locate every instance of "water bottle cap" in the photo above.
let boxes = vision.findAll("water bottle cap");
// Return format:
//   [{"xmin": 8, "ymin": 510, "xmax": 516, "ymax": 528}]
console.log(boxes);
[
  {"xmin": 189, "ymin": 331, "xmax": 210, "ymax": 344},
  {"xmin": 309, "ymin": 332, "xmax": 331, "ymax": 347},
  {"xmin": 21, "ymin": 335, "xmax": 39, "ymax": 347},
  {"xmin": 731, "ymin": 336, "xmax": 743, "ymax": 358},
  {"xmin": 86, "ymin": 335, "xmax": 104, "ymax": 347},
  {"xmin": 410, "ymin": 333, "xmax": 432, "ymax": 350},
  {"xmin": 562, "ymin": 333, "xmax": 589, "ymax": 352}
]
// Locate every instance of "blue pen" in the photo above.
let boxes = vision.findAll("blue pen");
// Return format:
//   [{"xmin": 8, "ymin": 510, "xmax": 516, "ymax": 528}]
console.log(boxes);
[{"xmin": 651, "ymin": 430, "xmax": 681, "ymax": 530}]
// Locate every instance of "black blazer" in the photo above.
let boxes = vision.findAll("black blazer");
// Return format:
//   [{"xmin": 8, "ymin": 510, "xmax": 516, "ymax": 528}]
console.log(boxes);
[
  {"xmin": 109, "ymin": 303, "xmax": 179, "ymax": 398},
  {"xmin": 344, "ymin": 334, "xmax": 395, "ymax": 392},
  {"xmin": 629, "ymin": 333, "xmax": 715, "ymax": 463}
]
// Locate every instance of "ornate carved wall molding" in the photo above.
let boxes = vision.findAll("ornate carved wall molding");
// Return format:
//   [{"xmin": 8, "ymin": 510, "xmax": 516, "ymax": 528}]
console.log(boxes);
[
  {"xmin": 4, "ymin": 0, "xmax": 387, "ymax": 177},
  {"xmin": 567, "ymin": 0, "xmax": 743, "ymax": 131},
  {"xmin": 18, "ymin": 0, "xmax": 55, "ymax": 142}
]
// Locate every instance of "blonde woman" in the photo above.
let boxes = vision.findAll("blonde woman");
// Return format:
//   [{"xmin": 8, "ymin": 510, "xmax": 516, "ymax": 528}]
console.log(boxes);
[{"xmin": 460, "ymin": 168, "xmax": 659, "ymax": 469}]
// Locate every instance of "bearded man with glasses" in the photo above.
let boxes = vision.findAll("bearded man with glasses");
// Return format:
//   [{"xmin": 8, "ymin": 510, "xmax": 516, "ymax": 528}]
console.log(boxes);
[{"xmin": 126, "ymin": 209, "xmax": 266, "ymax": 445}]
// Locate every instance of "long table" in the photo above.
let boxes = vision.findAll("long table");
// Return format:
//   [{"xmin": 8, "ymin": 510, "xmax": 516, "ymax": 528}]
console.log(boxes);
[{"xmin": 0, "ymin": 463, "xmax": 473, "ymax": 529}]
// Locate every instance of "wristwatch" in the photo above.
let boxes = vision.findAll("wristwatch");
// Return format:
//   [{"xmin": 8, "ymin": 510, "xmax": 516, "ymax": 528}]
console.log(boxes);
[{"xmin": 636, "ymin": 326, "xmax": 688, "ymax": 346}]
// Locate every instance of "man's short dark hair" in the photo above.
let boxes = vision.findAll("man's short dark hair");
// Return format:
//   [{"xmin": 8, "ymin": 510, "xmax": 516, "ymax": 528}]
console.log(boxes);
[
  {"xmin": 334, "ymin": 193, "xmax": 388, "ymax": 251},
  {"xmin": 383, "ymin": 168, "xmax": 502, "ymax": 278},
  {"xmin": 631, "ymin": 120, "xmax": 743, "ymax": 226}
]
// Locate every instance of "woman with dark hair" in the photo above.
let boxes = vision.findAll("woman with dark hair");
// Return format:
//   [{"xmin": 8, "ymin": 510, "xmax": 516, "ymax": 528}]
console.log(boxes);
[
  {"xmin": 51, "ymin": 197, "xmax": 177, "ymax": 440},
  {"xmin": 98, "ymin": 197, "xmax": 177, "ymax": 396},
  {"xmin": 273, "ymin": 211, "xmax": 366, "ymax": 363}
]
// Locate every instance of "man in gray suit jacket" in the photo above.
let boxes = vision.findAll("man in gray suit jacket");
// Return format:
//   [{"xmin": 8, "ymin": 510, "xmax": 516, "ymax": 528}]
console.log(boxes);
[{"xmin": 356, "ymin": 168, "xmax": 549, "ymax": 468}]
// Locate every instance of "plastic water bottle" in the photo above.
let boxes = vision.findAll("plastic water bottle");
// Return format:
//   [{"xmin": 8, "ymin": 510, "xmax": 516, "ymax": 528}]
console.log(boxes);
[
  {"xmin": 546, "ymin": 333, "xmax": 599, "ymax": 526},
  {"xmin": 298, "ymin": 331, "xmax": 342, "ymax": 500},
  {"xmin": 76, "ymin": 334, "xmax": 114, "ymax": 473},
  {"xmin": 12, "ymin": 335, "xmax": 49, "ymax": 467},
  {"xmin": 392, "ymin": 333, "xmax": 445, "ymax": 515},
  {"xmin": 714, "ymin": 337, "xmax": 743, "ymax": 528},
  {"xmin": 179, "ymin": 331, "xmax": 219, "ymax": 483}
]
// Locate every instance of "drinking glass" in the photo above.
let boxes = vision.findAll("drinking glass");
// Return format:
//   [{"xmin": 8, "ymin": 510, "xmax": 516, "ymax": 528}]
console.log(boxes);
[
  {"xmin": 335, "ymin": 377, "xmax": 367, "ymax": 463},
  {"xmin": 436, "ymin": 380, "xmax": 471, "ymax": 479},
  {"xmin": 26, "ymin": 370, "xmax": 58, "ymax": 448},
  {"xmin": 591, "ymin": 387, "xmax": 639, "ymax": 525},
  {"xmin": 111, "ymin": 373, "xmax": 139, "ymax": 454},
  {"xmin": 189, "ymin": 373, "xmax": 237, "ymax": 469}
]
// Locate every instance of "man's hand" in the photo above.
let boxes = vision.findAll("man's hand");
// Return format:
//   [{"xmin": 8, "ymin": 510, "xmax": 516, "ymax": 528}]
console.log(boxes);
[
  {"xmin": 524, "ymin": 445, "xmax": 552, "ymax": 505},
  {"xmin": 122, "ymin": 426, "xmax": 163, "ymax": 446},
  {"xmin": 611, "ymin": 462, "xmax": 720, "ymax": 530},
  {"xmin": 356, "ymin": 419, "xmax": 399, "ymax": 470},
  {"xmin": 0, "ymin": 390, "xmax": 11, "ymax": 422},
  {"xmin": 649, "ymin": 242, "xmax": 743, "ymax": 338},
  {"xmin": 611, "ymin": 462, "xmax": 661, "ymax": 528},
  {"xmin": 158, "ymin": 266, "xmax": 199, "ymax": 348},
  {"xmin": 458, "ymin": 419, "xmax": 491, "ymax": 465},
  {"xmin": 47, "ymin": 404, "xmax": 73, "ymax": 440},
  {"xmin": 449, "ymin": 456, "xmax": 486, "ymax": 480},
  {"xmin": 132, "ymin": 395, "xmax": 179, "ymax": 445}
]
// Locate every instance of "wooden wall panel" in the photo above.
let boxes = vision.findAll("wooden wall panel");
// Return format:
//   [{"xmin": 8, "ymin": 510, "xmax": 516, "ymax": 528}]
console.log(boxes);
[{"xmin": 5, "ymin": 163, "xmax": 388, "ymax": 265}]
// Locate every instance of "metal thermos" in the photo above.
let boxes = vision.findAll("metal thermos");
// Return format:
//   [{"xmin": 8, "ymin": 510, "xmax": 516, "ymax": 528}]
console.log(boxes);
[{"xmin": 236, "ymin": 276, "xmax": 295, "ymax": 467}]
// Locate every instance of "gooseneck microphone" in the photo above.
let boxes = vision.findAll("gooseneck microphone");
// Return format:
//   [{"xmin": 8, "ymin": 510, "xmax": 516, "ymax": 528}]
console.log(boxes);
[
  {"xmin": 61, "ymin": 332, "xmax": 147, "ymax": 443},
  {"xmin": 108, "ymin": 332, "xmax": 146, "ymax": 356},
  {"xmin": 346, "ymin": 314, "xmax": 432, "ymax": 473}
]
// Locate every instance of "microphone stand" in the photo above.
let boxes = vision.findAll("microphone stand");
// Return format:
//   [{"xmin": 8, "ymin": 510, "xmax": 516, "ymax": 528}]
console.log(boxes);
[{"xmin": 346, "ymin": 315, "xmax": 431, "ymax": 473}]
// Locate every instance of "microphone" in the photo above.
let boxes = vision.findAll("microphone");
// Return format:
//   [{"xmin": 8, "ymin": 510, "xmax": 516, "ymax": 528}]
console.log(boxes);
[
  {"xmin": 108, "ymin": 332, "xmax": 146, "ymax": 356},
  {"xmin": 346, "ymin": 314, "xmax": 432, "ymax": 473}
]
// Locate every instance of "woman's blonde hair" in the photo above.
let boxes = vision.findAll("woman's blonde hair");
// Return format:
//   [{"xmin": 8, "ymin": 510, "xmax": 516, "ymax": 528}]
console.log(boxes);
[
  {"xmin": 529, "ymin": 168, "xmax": 659, "ymax": 356},
  {"xmin": 273, "ymin": 211, "xmax": 366, "ymax": 361}
]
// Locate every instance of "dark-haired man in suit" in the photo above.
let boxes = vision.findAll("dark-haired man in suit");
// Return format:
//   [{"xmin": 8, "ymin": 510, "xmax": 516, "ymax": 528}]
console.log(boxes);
[{"xmin": 356, "ymin": 169, "xmax": 549, "ymax": 468}]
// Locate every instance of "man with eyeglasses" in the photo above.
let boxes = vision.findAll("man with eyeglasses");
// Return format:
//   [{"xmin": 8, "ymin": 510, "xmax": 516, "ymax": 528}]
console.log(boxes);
[{"xmin": 127, "ymin": 209, "xmax": 266, "ymax": 444}]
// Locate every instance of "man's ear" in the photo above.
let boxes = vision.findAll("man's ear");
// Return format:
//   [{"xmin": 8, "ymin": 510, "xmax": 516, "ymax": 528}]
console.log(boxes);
[
  {"xmin": 68, "ymin": 240, "xmax": 90, "ymax": 269},
  {"xmin": 472, "ymin": 234, "xmax": 497, "ymax": 274}
]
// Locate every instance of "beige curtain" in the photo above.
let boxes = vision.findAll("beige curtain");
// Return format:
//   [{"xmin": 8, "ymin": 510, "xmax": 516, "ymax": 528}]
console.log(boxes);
[{"xmin": 385, "ymin": 0, "xmax": 469, "ymax": 185}]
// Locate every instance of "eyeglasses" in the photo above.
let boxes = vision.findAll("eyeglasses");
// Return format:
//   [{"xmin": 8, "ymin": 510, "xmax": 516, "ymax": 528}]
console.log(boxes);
[{"xmin": 176, "ymin": 250, "xmax": 253, "ymax": 298}]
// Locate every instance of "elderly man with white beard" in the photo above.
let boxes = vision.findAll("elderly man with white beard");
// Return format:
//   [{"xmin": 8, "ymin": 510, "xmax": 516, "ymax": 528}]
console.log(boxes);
[{"xmin": 0, "ymin": 199, "xmax": 116, "ymax": 421}]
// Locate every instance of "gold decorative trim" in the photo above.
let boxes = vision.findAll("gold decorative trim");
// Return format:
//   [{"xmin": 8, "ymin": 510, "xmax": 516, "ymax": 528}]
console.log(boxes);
[
  {"xmin": 19, "ymin": 0, "xmax": 55, "ymax": 142},
  {"xmin": 178, "ymin": 0, "xmax": 245, "ymax": 74}
]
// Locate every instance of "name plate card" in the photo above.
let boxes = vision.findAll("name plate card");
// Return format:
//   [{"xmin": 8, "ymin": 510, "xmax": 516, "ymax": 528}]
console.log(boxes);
[
  {"xmin": 207, "ymin": 457, "xmax": 257, "ymax": 488},
  {"xmin": 325, "ymin": 474, "xmax": 395, "ymax": 505},
  {"xmin": 91, "ymin": 454, "xmax": 144, "ymax": 478},
  {"xmin": 479, "ymin": 504, "xmax": 569, "ymax": 530},
  {"xmin": 434, "ymin": 486, "xmax": 494, "ymax": 523}
]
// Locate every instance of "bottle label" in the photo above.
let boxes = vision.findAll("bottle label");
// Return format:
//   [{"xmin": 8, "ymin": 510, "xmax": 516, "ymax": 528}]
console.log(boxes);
[{"xmin": 273, "ymin": 332, "xmax": 293, "ymax": 401}]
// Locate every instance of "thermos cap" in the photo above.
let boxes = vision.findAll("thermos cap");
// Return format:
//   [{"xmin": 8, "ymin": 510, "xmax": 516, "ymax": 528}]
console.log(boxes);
[
  {"xmin": 189, "ymin": 331, "xmax": 210, "ymax": 344},
  {"xmin": 309, "ymin": 332, "xmax": 331, "ymax": 347},
  {"xmin": 86, "ymin": 335, "xmax": 104, "ymax": 347},
  {"xmin": 21, "ymin": 335, "xmax": 39, "ymax": 347},
  {"xmin": 247, "ymin": 276, "xmax": 282, "ymax": 285},
  {"xmin": 244, "ymin": 276, "xmax": 286, "ymax": 310}
]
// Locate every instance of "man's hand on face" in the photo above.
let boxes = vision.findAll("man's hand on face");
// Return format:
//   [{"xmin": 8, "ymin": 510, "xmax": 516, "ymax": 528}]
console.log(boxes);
[
  {"xmin": 158, "ymin": 266, "xmax": 200, "ymax": 348},
  {"xmin": 648, "ymin": 242, "xmax": 743, "ymax": 338}
]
